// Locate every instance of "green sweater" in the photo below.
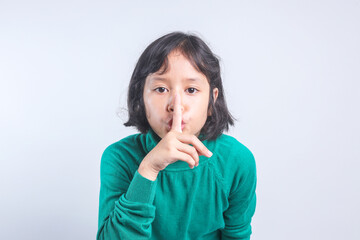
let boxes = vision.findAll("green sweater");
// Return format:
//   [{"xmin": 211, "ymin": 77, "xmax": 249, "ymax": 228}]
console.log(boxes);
[{"xmin": 97, "ymin": 128, "xmax": 257, "ymax": 240}]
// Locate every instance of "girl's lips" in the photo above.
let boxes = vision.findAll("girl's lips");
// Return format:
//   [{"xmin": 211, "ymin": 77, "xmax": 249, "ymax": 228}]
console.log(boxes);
[{"xmin": 167, "ymin": 121, "xmax": 185, "ymax": 131}]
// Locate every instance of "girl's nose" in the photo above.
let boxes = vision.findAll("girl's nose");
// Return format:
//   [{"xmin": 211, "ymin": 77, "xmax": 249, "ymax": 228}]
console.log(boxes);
[
  {"xmin": 168, "ymin": 105, "xmax": 184, "ymax": 112},
  {"xmin": 167, "ymin": 94, "xmax": 184, "ymax": 112}
]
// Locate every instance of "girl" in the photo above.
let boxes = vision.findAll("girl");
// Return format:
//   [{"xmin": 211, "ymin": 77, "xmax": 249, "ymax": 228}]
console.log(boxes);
[{"xmin": 97, "ymin": 31, "xmax": 257, "ymax": 240}]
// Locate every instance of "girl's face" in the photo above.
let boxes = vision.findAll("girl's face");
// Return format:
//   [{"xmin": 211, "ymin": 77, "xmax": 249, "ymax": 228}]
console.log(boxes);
[{"xmin": 143, "ymin": 50, "xmax": 218, "ymax": 139}]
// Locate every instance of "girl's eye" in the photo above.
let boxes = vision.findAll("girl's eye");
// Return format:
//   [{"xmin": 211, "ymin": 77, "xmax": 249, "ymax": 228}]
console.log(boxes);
[
  {"xmin": 186, "ymin": 88, "xmax": 198, "ymax": 94},
  {"xmin": 155, "ymin": 87, "xmax": 167, "ymax": 93}
]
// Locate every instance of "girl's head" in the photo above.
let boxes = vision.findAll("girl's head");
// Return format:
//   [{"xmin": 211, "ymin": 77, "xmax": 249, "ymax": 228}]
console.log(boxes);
[{"xmin": 124, "ymin": 31, "xmax": 234, "ymax": 140}]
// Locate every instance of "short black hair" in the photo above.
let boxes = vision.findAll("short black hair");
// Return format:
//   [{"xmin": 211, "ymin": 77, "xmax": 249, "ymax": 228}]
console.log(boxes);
[{"xmin": 124, "ymin": 31, "xmax": 235, "ymax": 140}]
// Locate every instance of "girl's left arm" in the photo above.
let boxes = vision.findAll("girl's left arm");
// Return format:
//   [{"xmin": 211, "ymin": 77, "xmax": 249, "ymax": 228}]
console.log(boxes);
[{"xmin": 220, "ymin": 150, "xmax": 257, "ymax": 240}]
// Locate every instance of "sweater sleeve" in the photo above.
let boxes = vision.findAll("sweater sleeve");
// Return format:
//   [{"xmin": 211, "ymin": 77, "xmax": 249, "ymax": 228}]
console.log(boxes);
[
  {"xmin": 221, "ymin": 149, "xmax": 257, "ymax": 240},
  {"xmin": 96, "ymin": 145, "xmax": 158, "ymax": 240}
]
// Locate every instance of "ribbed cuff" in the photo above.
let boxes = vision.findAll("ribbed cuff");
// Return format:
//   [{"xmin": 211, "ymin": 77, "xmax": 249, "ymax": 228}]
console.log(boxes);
[{"xmin": 125, "ymin": 170, "xmax": 158, "ymax": 204}]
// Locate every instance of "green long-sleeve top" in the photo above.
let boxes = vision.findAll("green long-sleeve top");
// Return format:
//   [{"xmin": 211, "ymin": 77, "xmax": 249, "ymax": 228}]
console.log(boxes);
[{"xmin": 97, "ymin": 128, "xmax": 257, "ymax": 240}]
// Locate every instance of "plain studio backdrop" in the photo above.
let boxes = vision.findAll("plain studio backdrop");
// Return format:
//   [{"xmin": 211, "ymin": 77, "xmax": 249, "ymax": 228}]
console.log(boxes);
[{"xmin": 1, "ymin": 0, "xmax": 359, "ymax": 239}]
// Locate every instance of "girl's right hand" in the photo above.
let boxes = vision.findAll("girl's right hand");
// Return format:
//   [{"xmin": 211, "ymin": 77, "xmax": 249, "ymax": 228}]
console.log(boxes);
[{"xmin": 138, "ymin": 94, "xmax": 213, "ymax": 180}]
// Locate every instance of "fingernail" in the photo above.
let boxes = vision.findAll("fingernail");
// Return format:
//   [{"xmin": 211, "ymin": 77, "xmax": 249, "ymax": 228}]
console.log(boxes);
[{"xmin": 208, "ymin": 151, "xmax": 213, "ymax": 157}]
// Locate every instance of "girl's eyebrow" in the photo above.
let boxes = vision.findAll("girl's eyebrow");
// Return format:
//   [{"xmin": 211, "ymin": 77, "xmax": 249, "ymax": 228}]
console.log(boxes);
[{"xmin": 151, "ymin": 77, "xmax": 202, "ymax": 82}]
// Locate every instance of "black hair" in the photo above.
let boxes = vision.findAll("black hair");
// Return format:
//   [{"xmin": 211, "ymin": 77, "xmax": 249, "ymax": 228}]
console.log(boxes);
[{"xmin": 124, "ymin": 31, "xmax": 235, "ymax": 140}]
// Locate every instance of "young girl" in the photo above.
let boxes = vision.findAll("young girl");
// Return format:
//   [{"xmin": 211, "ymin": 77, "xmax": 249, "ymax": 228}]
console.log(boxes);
[{"xmin": 97, "ymin": 31, "xmax": 257, "ymax": 240}]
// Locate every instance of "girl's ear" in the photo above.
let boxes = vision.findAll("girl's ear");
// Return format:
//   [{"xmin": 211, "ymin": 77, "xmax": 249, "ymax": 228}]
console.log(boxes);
[
  {"xmin": 213, "ymin": 88, "xmax": 219, "ymax": 103},
  {"xmin": 208, "ymin": 88, "xmax": 219, "ymax": 116}
]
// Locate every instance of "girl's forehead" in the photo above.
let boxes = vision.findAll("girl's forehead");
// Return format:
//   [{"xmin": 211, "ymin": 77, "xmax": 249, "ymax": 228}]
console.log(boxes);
[{"xmin": 145, "ymin": 49, "xmax": 210, "ymax": 86}]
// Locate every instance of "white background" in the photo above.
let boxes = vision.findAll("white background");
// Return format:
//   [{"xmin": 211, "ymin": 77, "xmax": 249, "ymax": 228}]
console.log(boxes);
[{"xmin": 1, "ymin": 0, "xmax": 359, "ymax": 239}]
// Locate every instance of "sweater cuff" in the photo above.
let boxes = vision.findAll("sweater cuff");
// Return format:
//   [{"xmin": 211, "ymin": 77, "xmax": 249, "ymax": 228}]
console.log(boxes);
[{"xmin": 125, "ymin": 170, "xmax": 158, "ymax": 204}]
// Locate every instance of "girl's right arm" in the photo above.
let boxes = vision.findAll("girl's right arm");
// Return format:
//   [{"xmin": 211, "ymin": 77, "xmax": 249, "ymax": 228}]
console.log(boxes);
[{"xmin": 96, "ymin": 146, "xmax": 159, "ymax": 240}]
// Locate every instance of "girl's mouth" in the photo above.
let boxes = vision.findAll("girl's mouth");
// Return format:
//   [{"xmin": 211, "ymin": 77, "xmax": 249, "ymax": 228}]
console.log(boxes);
[{"xmin": 167, "ymin": 120, "xmax": 185, "ymax": 131}]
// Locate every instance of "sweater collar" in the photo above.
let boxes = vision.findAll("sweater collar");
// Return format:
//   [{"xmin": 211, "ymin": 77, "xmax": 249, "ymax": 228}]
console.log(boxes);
[{"xmin": 143, "ymin": 128, "xmax": 214, "ymax": 171}]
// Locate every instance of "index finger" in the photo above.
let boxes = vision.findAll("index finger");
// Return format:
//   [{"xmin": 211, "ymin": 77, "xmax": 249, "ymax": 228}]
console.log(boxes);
[{"xmin": 171, "ymin": 93, "xmax": 182, "ymax": 133}]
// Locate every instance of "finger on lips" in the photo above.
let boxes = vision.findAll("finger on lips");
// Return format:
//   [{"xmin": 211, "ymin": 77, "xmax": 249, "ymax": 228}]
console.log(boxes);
[{"xmin": 171, "ymin": 93, "xmax": 182, "ymax": 133}]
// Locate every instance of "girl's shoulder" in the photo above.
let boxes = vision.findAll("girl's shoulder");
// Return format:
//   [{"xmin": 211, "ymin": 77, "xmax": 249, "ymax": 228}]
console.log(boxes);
[
  {"xmin": 103, "ymin": 133, "xmax": 140, "ymax": 153},
  {"xmin": 213, "ymin": 133, "xmax": 256, "ymax": 169},
  {"xmin": 215, "ymin": 133, "xmax": 254, "ymax": 155},
  {"xmin": 99, "ymin": 133, "xmax": 144, "ymax": 176},
  {"xmin": 100, "ymin": 133, "xmax": 144, "ymax": 165},
  {"xmin": 212, "ymin": 134, "xmax": 256, "ymax": 199}
]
